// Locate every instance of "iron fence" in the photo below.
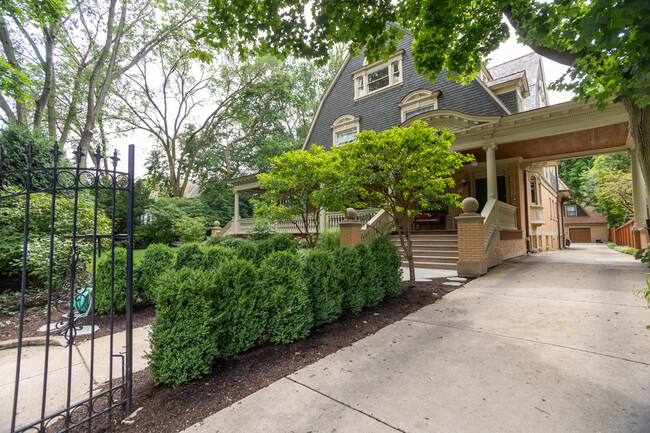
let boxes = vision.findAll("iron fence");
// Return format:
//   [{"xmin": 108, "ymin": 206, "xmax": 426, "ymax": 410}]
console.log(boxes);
[{"xmin": 0, "ymin": 142, "xmax": 135, "ymax": 432}]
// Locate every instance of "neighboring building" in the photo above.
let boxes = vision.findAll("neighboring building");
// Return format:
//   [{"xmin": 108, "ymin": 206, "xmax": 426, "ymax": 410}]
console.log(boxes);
[
  {"xmin": 562, "ymin": 202, "xmax": 609, "ymax": 243},
  {"xmin": 224, "ymin": 28, "xmax": 645, "ymax": 275}
]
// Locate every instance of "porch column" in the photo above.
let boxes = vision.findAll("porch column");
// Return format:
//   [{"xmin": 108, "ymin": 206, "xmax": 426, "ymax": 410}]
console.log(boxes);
[
  {"xmin": 630, "ymin": 148, "xmax": 648, "ymax": 249},
  {"xmin": 233, "ymin": 191, "xmax": 240, "ymax": 234},
  {"xmin": 483, "ymin": 142, "xmax": 498, "ymax": 200},
  {"xmin": 630, "ymin": 148, "xmax": 647, "ymax": 230}
]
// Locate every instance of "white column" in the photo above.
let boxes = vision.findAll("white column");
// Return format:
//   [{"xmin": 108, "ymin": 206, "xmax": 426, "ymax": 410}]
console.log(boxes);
[
  {"xmin": 630, "ymin": 148, "xmax": 647, "ymax": 229},
  {"xmin": 319, "ymin": 183, "xmax": 327, "ymax": 231},
  {"xmin": 233, "ymin": 191, "xmax": 240, "ymax": 234},
  {"xmin": 483, "ymin": 142, "xmax": 498, "ymax": 200}
]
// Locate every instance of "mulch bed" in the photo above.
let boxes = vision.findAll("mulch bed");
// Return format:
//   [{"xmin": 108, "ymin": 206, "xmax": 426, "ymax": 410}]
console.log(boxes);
[
  {"xmin": 0, "ymin": 299, "xmax": 156, "ymax": 343},
  {"xmin": 101, "ymin": 278, "xmax": 460, "ymax": 433}
]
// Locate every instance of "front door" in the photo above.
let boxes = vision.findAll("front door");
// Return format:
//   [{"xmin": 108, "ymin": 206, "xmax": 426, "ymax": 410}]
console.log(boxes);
[{"xmin": 475, "ymin": 176, "xmax": 507, "ymax": 213}]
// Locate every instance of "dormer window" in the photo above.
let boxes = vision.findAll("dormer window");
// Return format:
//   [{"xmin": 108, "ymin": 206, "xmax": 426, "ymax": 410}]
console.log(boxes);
[
  {"xmin": 331, "ymin": 115, "xmax": 360, "ymax": 147},
  {"xmin": 398, "ymin": 90, "xmax": 440, "ymax": 122},
  {"xmin": 352, "ymin": 51, "xmax": 404, "ymax": 101}
]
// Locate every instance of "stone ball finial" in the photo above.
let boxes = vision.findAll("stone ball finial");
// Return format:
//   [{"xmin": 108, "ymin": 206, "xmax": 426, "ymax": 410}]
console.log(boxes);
[
  {"xmin": 461, "ymin": 197, "xmax": 479, "ymax": 213},
  {"xmin": 213, "ymin": 221, "xmax": 221, "ymax": 227},
  {"xmin": 346, "ymin": 207, "xmax": 357, "ymax": 220}
]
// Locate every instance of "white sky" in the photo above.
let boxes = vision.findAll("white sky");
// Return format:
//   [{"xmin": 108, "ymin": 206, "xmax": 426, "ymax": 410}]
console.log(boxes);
[{"xmin": 113, "ymin": 30, "xmax": 575, "ymax": 177}]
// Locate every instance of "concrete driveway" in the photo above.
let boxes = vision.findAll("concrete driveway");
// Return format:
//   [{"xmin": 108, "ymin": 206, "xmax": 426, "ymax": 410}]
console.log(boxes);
[{"xmin": 185, "ymin": 244, "xmax": 650, "ymax": 433}]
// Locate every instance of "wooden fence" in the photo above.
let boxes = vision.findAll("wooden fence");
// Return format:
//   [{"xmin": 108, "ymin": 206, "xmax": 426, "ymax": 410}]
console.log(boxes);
[{"xmin": 609, "ymin": 218, "xmax": 635, "ymax": 248}]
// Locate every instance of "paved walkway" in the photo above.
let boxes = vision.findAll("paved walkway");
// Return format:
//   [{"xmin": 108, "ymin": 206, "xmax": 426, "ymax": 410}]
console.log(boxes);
[
  {"xmin": 1, "ymin": 327, "xmax": 150, "ymax": 431},
  {"xmin": 184, "ymin": 244, "xmax": 650, "ymax": 433}
]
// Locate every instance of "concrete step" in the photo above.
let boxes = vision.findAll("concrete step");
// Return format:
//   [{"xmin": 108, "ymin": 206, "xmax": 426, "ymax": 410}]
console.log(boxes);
[
  {"xmin": 390, "ymin": 235, "xmax": 458, "ymax": 241},
  {"xmin": 396, "ymin": 248, "xmax": 458, "ymax": 254},
  {"xmin": 393, "ymin": 240, "xmax": 458, "ymax": 247},
  {"xmin": 401, "ymin": 261, "xmax": 457, "ymax": 270}
]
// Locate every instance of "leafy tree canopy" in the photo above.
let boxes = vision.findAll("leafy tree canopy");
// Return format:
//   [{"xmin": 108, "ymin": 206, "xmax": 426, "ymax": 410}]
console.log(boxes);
[{"xmin": 334, "ymin": 121, "xmax": 473, "ymax": 286}]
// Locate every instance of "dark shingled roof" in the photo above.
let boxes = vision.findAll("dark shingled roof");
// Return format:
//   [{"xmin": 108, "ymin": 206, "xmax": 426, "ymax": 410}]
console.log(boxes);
[{"xmin": 488, "ymin": 52, "xmax": 546, "ymax": 111}]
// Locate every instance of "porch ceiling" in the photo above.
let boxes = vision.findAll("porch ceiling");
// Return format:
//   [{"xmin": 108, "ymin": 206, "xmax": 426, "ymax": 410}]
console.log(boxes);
[{"xmin": 465, "ymin": 121, "xmax": 630, "ymax": 163}]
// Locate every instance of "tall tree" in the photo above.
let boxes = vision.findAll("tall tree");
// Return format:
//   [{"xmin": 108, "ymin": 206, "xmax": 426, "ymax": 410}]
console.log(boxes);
[
  {"xmin": 335, "ymin": 121, "xmax": 473, "ymax": 287},
  {"xmin": 0, "ymin": 0, "xmax": 198, "ymax": 165},
  {"xmin": 110, "ymin": 41, "xmax": 289, "ymax": 197},
  {"xmin": 196, "ymin": 0, "xmax": 650, "ymax": 195}
]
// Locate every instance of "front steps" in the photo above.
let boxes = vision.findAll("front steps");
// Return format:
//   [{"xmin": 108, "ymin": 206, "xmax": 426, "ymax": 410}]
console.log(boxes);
[{"xmin": 390, "ymin": 233, "xmax": 458, "ymax": 270}]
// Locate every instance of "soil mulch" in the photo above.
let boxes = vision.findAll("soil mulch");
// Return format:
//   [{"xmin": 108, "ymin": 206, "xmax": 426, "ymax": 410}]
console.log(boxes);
[{"xmin": 102, "ymin": 278, "xmax": 461, "ymax": 433}]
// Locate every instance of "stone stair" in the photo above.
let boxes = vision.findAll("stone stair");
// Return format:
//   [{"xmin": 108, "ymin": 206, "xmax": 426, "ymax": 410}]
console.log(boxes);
[{"xmin": 390, "ymin": 233, "xmax": 458, "ymax": 270}]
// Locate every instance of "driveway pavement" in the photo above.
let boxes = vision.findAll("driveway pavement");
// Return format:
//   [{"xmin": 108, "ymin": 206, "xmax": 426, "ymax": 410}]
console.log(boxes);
[{"xmin": 184, "ymin": 244, "xmax": 650, "ymax": 433}]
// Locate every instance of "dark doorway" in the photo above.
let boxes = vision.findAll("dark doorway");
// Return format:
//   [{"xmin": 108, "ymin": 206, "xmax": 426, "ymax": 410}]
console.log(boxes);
[{"xmin": 475, "ymin": 176, "xmax": 507, "ymax": 213}]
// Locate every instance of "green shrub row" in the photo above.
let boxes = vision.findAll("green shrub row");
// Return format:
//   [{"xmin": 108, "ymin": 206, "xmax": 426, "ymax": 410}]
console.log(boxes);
[
  {"xmin": 148, "ymin": 235, "xmax": 402, "ymax": 385},
  {"xmin": 94, "ymin": 233, "xmax": 294, "ymax": 314}
]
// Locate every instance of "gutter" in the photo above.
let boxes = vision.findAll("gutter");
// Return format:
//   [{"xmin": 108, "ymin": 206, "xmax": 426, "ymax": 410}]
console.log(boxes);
[
  {"xmin": 523, "ymin": 169, "xmax": 533, "ymax": 253},
  {"xmin": 554, "ymin": 166, "xmax": 563, "ymax": 249}
]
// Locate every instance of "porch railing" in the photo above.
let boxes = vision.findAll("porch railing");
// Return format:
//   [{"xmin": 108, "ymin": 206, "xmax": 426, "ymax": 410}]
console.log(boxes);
[
  {"xmin": 482, "ymin": 198, "xmax": 519, "ymax": 254},
  {"xmin": 361, "ymin": 209, "xmax": 393, "ymax": 244},
  {"xmin": 219, "ymin": 208, "xmax": 381, "ymax": 236}
]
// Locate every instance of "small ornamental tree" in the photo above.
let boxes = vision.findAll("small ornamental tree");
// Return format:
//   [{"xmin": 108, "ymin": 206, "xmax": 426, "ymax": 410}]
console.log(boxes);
[
  {"xmin": 336, "ymin": 121, "xmax": 473, "ymax": 287},
  {"xmin": 255, "ymin": 146, "xmax": 362, "ymax": 248}
]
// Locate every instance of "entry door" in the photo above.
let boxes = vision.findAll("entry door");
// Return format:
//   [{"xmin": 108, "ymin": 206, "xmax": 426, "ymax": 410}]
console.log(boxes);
[
  {"xmin": 475, "ymin": 176, "xmax": 507, "ymax": 213},
  {"xmin": 569, "ymin": 227, "xmax": 591, "ymax": 243}
]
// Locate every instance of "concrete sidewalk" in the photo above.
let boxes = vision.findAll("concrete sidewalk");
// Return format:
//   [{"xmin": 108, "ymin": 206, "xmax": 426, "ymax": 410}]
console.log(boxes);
[
  {"xmin": 1, "ymin": 326, "xmax": 150, "ymax": 431},
  {"xmin": 184, "ymin": 244, "xmax": 650, "ymax": 433}
]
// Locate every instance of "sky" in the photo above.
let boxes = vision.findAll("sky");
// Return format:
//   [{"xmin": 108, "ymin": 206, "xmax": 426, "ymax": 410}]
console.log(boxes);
[{"xmin": 113, "ymin": 30, "xmax": 575, "ymax": 178}]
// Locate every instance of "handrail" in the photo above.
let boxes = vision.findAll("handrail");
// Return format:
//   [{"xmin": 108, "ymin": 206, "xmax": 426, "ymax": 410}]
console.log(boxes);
[
  {"xmin": 481, "ymin": 198, "xmax": 499, "ymax": 253},
  {"xmin": 361, "ymin": 209, "xmax": 393, "ymax": 244},
  {"xmin": 496, "ymin": 201, "xmax": 518, "ymax": 231},
  {"xmin": 218, "ymin": 219, "xmax": 234, "ymax": 236}
]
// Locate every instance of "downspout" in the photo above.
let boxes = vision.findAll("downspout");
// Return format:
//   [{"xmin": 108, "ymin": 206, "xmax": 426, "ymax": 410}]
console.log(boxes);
[
  {"xmin": 523, "ymin": 169, "xmax": 533, "ymax": 253},
  {"xmin": 554, "ymin": 166, "xmax": 562, "ymax": 249}
]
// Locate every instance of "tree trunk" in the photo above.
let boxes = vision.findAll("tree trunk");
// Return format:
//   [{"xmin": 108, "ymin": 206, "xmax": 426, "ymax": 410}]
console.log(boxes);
[
  {"xmin": 623, "ymin": 97, "xmax": 650, "ymax": 199},
  {"xmin": 396, "ymin": 215, "xmax": 415, "ymax": 288}
]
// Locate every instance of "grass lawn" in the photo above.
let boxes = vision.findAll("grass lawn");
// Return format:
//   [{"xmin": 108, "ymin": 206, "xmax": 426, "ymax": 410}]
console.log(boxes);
[{"xmin": 134, "ymin": 248, "xmax": 146, "ymax": 264}]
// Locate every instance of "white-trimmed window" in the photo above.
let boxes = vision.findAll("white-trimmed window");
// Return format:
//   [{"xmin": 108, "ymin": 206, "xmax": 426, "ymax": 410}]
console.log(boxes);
[
  {"xmin": 565, "ymin": 205, "xmax": 577, "ymax": 217},
  {"xmin": 331, "ymin": 115, "xmax": 360, "ymax": 147},
  {"xmin": 398, "ymin": 89, "xmax": 440, "ymax": 122},
  {"xmin": 352, "ymin": 51, "xmax": 404, "ymax": 100}
]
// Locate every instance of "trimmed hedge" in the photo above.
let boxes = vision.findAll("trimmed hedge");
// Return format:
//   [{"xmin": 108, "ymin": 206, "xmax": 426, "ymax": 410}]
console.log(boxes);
[
  {"xmin": 147, "ymin": 235, "xmax": 403, "ymax": 385},
  {"xmin": 202, "ymin": 246, "xmax": 235, "ymax": 271},
  {"xmin": 95, "ymin": 247, "xmax": 128, "ymax": 314},
  {"xmin": 369, "ymin": 236, "xmax": 402, "ymax": 298},
  {"xmin": 175, "ymin": 243, "xmax": 205, "ymax": 270},
  {"xmin": 354, "ymin": 242, "xmax": 383, "ymax": 307},
  {"xmin": 333, "ymin": 246, "xmax": 364, "ymax": 314},
  {"xmin": 148, "ymin": 268, "xmax": 226, "ymax": 385},
  {"xmin": 260, "ymin": 251, "xmax": 313, "ymax": 344},
  {"xmin": 216, "ymin": 258, "xmax": 267, "ymax": 355},
  {"xmin": 302, "ymin": 249, "xmax": 342, "ymax": 326},
  {"xmin": 134, "ymin": 244, "xmax": 175, "ymax": 305}
]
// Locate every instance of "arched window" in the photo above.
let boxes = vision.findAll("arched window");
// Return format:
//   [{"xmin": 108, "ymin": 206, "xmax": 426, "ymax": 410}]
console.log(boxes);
[
  {"xmin": 398, "ymin": 89, "xmax": 440, "ymax": 122},
  {"xmin": 331, "ymin": 115, "xmax": 360, "ymax": 147}
]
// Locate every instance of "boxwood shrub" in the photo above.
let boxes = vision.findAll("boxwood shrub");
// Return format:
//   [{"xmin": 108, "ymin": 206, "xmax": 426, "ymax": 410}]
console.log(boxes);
[
  {"xmin": 95, "ymin": 247, "xmax": 128, "ymax": 314},
  {"xmin": 302, "ymin": 249, "xmax": 342, "ymax": 326},
  {"xmin": 134, "ymin": 244, "xmax": 175, "ymax": 305},
  {"xmin": 175, "ymin": 243, "xmax": 205, "ymax": 270},
  {"xmin": 202, "ymin": 246, "xmax": 235, "ymax": 271},
  {"xmin": 236, "ymin": 240, "xmax": 259, "ymax": 262},
  {"xmin": 333, "ymin": 246, "xmax": 364, "ymax": 314},
  {"xmin": 216, "ymin": 258, "xmax": 267, "ymax": 355},
  {"xmin": 369, "ymin": 236, "xmax": 402, "ymax": 298},
  {"xmin": 148, "ymin": 267, "xmax": 227, "ymax": 385},
  {"xmin": 260, "ymin": 251, "xmax": 313, "ymax": 344},
  {"xmin": 354, "ymin": 242, "xmax": 383, "ymax": 307}
]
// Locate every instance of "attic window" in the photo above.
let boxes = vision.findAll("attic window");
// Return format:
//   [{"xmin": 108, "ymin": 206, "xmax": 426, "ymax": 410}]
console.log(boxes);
[
  {"xmin": 565, "ymin": 205, "xmax": 577, "ymax": 217},
  {"xmin": 331, "ymin": 115, "xmax": 360, "ymax": 147},
  {"xmin": 398, "ymin": 90, "xmax": 440, "ymax": 123},
  {"xmin": 352, "ymin": 51, "xmax": 404, "ymax": 101}
]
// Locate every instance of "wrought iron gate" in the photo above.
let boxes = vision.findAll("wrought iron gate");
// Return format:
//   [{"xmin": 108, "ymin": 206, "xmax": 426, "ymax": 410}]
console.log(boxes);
[{"xmin": 0, "ymin": 142, "xmax": 135, "ymax": 432}]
